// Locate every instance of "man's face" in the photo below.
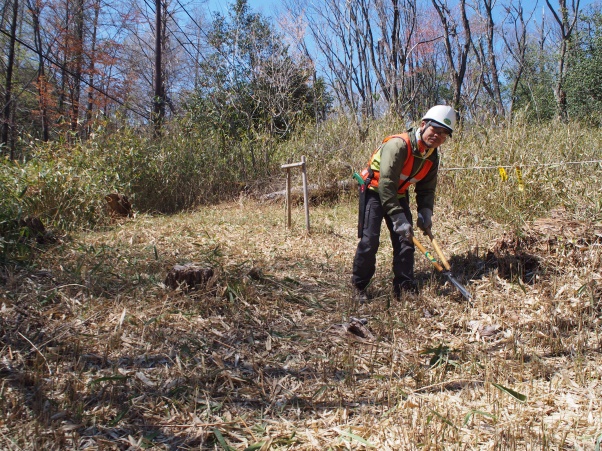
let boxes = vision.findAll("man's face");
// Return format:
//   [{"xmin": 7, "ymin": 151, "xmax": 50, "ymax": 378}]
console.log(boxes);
[{"xmin": 420, "ymin": 121, "xmax": 450, "ymax": 148}]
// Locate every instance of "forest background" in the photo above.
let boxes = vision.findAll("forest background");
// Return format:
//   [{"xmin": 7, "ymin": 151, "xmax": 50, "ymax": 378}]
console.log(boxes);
[{"xmin": 1, "ymin": 0, "xmax": 602, "ymax": 231}]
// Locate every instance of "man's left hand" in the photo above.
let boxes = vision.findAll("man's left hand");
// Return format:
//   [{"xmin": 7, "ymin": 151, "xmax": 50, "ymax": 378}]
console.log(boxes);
[{"xmin": 417, "ymin": 208, "xmax": 432, "ymax": 232}]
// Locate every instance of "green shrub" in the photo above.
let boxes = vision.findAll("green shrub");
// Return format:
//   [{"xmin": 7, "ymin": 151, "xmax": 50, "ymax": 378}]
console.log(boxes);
[
  {"xmin": 0, "ymin": 160, "xmax": 36, "ymax": 263},
  {"xmin": 273, "ymin": 113, "xmax": 602, "ymax": 226},
  {"xmin": 1, "ymin": 113, "xmax": 600, "ymax": 254},
  {"xmin": 437, "ymin": 116, "xmax": 602, "ymax": 226}
]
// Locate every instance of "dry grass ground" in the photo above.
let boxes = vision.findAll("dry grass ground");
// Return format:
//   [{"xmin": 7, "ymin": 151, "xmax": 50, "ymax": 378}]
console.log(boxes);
[{"xmin": 1, "ymin": 190, "xmax": 601, "ymax": 449}]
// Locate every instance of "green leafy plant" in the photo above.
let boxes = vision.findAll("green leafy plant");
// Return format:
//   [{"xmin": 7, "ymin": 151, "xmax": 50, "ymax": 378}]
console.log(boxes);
[
  {"xmin": 492, "ymin": 382, "xmax": 527, "ymax": 402},
  {"xmin": 421, "ymin": 343, "xmax": 458, "ymax": 369},
  {"xmin": 0, "ymin": 162, "xmax": 35, "ymax": 263}
]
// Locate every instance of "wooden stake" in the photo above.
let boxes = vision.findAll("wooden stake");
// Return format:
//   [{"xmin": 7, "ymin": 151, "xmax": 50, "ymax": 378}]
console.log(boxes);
[
  {"xmin": 285, "ymin": 168, "xmax": 291, "ymax": 228},
  {"xmin": 281, "ymin": 156, "xmax": 310, "ymax": 233},
  {"xmin": 301, "ymin": 156, "xmax": 310, "ymax": 233}
]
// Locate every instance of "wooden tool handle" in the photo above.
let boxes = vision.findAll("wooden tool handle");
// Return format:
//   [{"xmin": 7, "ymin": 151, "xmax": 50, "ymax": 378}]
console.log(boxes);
[
  {"xmin": 424, "ymin": 229, "xmax": 452, "ymax": 271},
  {"xmin": 431, "ymin": 239, "xmax": 452, "ymax": 271},
  {"xmin": 412, "ymin": 237, "xmax": 444, "ymax": 272}
]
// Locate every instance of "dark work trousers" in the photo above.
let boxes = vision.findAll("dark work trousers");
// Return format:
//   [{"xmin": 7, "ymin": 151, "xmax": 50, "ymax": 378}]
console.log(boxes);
[{"xmin": 352, "ymin": 189, "xmax": 415, "ymax": 291}]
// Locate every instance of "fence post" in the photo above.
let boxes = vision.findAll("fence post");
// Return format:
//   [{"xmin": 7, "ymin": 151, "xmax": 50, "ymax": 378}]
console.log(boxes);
[
  {"xmin": 280, "ymin": 156, "xmax": 310, "ymax": 233},
  {"xmin": 285, "ymin": 167, "xmax": 292, "ymax": 228},
  {"xmin": 301, "ymin": 156, "xmax": 310, "ymax": 232}
]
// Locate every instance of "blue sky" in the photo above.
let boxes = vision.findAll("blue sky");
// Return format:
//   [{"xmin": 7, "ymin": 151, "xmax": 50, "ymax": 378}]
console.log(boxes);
[
  {"xmin": 199, "ymin": 0, "xmax": 602, "ymax": 37},
  {"xmin": 202, "ymin": 0, "xmax": 283, "ymax": 20},
  {"xmin": 200, "ymin": 0, "xmax": 602, "ymax": 34}
]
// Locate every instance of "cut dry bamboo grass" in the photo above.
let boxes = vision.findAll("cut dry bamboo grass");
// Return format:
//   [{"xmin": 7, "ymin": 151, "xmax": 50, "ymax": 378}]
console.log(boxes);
[{"xmin": 1, "ymin": 194, "xmax": 601, "ymax": 449}]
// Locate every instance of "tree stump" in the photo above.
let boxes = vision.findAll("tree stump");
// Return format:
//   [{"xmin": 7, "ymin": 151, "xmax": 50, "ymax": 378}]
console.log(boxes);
[
  {"xmin": 164, "ymin": 264, "xmax": 214, "ymax": 290},
  {"xmin": 22, "ymin": 216, "xmax": 45, "ymax": 236},
  {"xmin": 105, "ymin": 193, "xmax": 132, "ymax": 217},
  {"xmin": 18, "ymin": 216, "xmax": 55, "ymax": 244},
  {"xmin": 328, "ymin": 317, "xmax": 375, "ymax": 343}
]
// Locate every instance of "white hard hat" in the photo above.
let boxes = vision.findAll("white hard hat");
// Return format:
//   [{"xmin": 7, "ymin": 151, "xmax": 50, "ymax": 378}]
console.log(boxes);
[{"xmin": 422, "ymin": 105, "xmax": 456, "ymax": 133}]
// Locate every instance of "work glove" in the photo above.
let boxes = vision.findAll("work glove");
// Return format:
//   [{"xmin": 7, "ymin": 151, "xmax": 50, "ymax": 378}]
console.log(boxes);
[
  {"xmin": 417, "ymin": 208, "xmax": 433, "ymax": 232},
  {"xmin": 391, "ymin": 212, "xmax": 413, "ymax": 239}
]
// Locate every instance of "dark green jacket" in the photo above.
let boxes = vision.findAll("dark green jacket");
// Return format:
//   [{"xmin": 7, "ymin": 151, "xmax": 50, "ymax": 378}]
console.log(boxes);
[{"xmin": 373, "ymin": 127, "xmax": 439, "ymax": 217}]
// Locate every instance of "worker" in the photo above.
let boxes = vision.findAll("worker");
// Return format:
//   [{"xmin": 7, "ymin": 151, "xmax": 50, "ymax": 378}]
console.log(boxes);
[{"xmin": 352, "ymin": 105, "xmax": 457, "ymax": 302}]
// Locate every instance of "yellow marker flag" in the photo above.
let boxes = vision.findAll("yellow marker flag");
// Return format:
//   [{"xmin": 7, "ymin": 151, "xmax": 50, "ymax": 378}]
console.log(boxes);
[
  {"xmin": 515, "ymin": 166, "xmax": 524, "ymax": 191},
  {"xmin": 498, "ymin": 167, "xmax": 508, "ymax": 182}
]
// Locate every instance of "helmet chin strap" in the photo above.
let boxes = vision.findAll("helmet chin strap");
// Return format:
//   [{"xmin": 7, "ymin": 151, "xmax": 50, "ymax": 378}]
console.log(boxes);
[
  {"xmin": 417, "ymin": 121, "xmax": 433, "ymax": 152},
  {"xmin": 419, "ymin": 120, "xmax": 433, "ymax": 137}
]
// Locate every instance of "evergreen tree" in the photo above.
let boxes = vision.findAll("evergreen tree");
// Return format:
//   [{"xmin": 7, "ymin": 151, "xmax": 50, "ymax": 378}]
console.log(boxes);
[
  {"xmin": 505, "ymin": 40, "xmax": 557, "ymax": 122},
  {"xmin": 186, "ymin": 0, "xmax": 330, "ymax": 160},
  {"xmin": 566, "ymin": 9, "xmax": 602, "ymax": 122}
]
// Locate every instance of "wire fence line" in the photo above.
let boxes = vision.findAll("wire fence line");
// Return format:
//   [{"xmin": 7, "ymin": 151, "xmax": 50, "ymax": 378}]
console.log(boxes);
[{"xmin": 441, "ymin": 159, "xmax": 602, "ymax": 171}]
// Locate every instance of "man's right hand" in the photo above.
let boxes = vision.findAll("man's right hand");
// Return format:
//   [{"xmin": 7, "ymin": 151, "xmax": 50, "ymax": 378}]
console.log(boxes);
[{"xmin": 391, "ymin": 213, "xmax": 413, "ymax": 239}]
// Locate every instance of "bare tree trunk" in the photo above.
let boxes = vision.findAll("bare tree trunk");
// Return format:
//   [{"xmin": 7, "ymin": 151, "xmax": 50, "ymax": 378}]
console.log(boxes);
[
  {"xmin": 58, "ymin": 1, "xmax": 71, "ymax": 127},
  {"xmin": 483, "ymin": 0, "xmax": 504, "ymax": 116},
  {"xmin": 501, "ymin": 2, "xmax": 533, "ymax": 116},
  {"xmin": 301, "ymin": 0, "xmax": 372, "ymax": 136},
  {"xmin": 432, "ymin": 0, "xmax": 472, "ymax": 111},
  {"xmin": 371, "ymin": 0, "xmax": 420, "ymax": 116},
  {"xmin": 85, "ymin": 0, "xmax": 100, "ymax": 137},
  {"xmin": 470, "ymin": 39, "xmax": 491, "ymax": 111},
  {"xmin": 350, "ymin": 4, "xmax": 374, "ymax": 119},
  {"xmin": 398, "ymin": 1, "xmax": 420, "ymax": 114},
  {"xmin": 545, "ymin": 0, "xmax": 581, "ymax": 121},
  {"xmin": 70, "ymin": 0, "xmax": 85, "ymax": 136},
  {"xmin": 28, "ymin": 0, "xmax": 50, "ymax": 141},
  {"xmin": 153, "ymin": 0, "xmax": 165, "ymax": 137},
  {"xmin": 1, "ymin": 0, "xmax": 19, "ymax": 157},
  {"xmin": 390, "ymin": 0, "xmax": 400, "ymax": 111}
]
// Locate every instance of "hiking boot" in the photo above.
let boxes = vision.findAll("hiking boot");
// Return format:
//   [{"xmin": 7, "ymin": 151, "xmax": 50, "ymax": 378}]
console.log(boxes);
[
  {"xmin": 353, "ymin": 288, "xmax": 369, "ymax": 304},
  {"xmin": 394, "ymin": 281, "xmax": 418, "ymax": 300}
]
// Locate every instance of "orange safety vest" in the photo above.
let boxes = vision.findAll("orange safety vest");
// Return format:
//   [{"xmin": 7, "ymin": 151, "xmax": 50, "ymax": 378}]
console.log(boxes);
[{"xmin": 359, "ymin": 133, "xmax": 434, "ymax": 196}]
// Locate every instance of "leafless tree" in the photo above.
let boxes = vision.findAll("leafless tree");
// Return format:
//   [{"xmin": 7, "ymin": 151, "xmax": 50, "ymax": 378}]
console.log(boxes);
[
  {"xmin": 477, "ymin": 0, "xmax": 505, "ymax": 117},
  {"xmin": 84, "ymin": 0, "xmax": 100, "ymax": 137},
  {"xmin": 500, "ymin": 1, "xmax": 537, "ymax": 115},
  {"xmin": 27, "ymin": 0, "xmax": 50, "ymax": 141},
  {"xmin": 545, "ymin": 0, "xmax": 580, "ymax": 120},
  {"xmin": 372, "ymin": 0, "xmax": 424, "ymax": 115},
  {"xmin": 294, "ymin": 0, "xmax": 376, "ymax": 137},
  {"xmin": 431, "ymin": 0, "xmax": 472, "ymax": 111},
  {"xmin": 1, "ymin": 0, "xmax": 19, "ymax": 156},
  {"xmin": 69, "ymin": 0, "xmax": 85, "ymax": 136}
]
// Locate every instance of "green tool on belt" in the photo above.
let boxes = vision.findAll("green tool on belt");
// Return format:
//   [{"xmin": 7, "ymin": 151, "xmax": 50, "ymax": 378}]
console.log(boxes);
[{"xmin": 353, "ymin": 171, "xmax": 370, "ymax": 238}]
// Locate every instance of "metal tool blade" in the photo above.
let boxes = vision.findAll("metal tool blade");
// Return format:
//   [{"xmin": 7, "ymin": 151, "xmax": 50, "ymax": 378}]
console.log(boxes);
[{"xmin": 443, "ymin": 271, "xmax": 472, "ymax": 301}]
